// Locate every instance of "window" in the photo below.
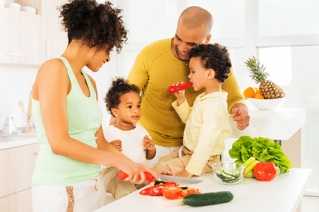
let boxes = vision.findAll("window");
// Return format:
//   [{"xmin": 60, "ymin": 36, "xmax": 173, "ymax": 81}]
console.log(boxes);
[{"xmin": 258, "ymin": 47, "xmax": 292, "ymax": 86}]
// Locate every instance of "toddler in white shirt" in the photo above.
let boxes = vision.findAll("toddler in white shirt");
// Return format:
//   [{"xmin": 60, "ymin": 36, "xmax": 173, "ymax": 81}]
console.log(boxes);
[{"xmin": 101, "ymin": 78, "xmax": 156, "ymax": 199}]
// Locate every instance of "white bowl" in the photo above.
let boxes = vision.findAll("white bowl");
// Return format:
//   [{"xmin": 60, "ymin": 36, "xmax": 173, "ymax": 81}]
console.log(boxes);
[{"xmin": 248, "ymin": 98, "xmax": 285, "ymax": 110}]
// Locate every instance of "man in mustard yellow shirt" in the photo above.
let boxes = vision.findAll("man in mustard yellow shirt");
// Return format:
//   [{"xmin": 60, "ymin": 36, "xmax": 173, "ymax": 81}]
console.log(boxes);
[{"xmin": 128, "ymin": 6, "xmax": 249, "ymax": 157}]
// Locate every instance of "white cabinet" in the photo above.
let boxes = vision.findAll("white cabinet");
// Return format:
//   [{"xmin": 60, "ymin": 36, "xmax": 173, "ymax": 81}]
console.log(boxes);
[
  {"xmin": 0, "ymin": 6, "xmax": 43, "ymax": 65},
  {"xmin": 42, "ymin": 0, "xmax": 67, "ymax": 59},
  {"xmin": 0, "ymin": 143, "xmax": 39, "ymax": 212},
  {"xmin": 8, "ymin": 189, "xmax": 33, "ymax": 212},
  {"xmin": 0, "ymin": 149, "xmax": 9, "ymax": 197},
  {"xmin": 0, "ymin": 197, "xmax": 9, "ymax": 212},
  {"xmin": 7, "ymin": 144, "xmax": 39, "ymax": 193}
]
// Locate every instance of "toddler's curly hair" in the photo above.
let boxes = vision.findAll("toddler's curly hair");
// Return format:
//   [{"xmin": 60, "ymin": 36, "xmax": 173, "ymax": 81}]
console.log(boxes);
[{"xmin": 189, "ymin": 43, "xmax": 232, "ymax": 82}]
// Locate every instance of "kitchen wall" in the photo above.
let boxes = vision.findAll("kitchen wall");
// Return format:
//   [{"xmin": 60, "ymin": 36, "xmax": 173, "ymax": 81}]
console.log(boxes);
[{"xmin": 0, "ymin": 65, "xmax": 37, "ymax": 130}]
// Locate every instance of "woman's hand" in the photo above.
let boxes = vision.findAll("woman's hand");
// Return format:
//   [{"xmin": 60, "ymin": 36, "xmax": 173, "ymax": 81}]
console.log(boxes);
[{"xmin": 114, "ymin": 154, "xmax": 157, "ymax": 184}]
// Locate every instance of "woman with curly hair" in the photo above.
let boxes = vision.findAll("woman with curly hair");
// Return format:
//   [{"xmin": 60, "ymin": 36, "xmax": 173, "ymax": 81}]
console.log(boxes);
[
  {"xmin": 154, "ymin": 43, "xmax": 233, "ymax": 177},
  {"xmin": 31, "ymin": 1, "xmax": 155, "ymax": 211}
]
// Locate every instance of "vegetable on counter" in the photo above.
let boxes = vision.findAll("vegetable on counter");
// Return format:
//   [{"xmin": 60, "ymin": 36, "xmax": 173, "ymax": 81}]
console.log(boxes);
[
  {"xmin": 253, "ymin": 162, "xmax": 276, "ymax": 181},
  {"xmin": 243, "ymin": 157, "xmax": 259, "ymax": 178},
  {"xmin": 117, "ymin": 171, "xmax": 155, "ymax": 184},
  {"xmin": 216, "ymin": 170, "xmax": 241, "ymax": 183},
  {"xmin": 139, "ymin": 180, "xmax": 200, "ymax": 199},
  {"xmin": 183, "ymin": 191, "xmax": 234, "ymax": 207},
  {"xmin": 229, "ymin": 136, "xmax": 292, "ymax": 174}
]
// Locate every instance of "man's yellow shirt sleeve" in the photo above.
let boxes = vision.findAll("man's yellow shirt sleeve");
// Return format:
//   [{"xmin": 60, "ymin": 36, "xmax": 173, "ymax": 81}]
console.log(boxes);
[
  {"xmin": 128, "ymin": 50, "xmax": 149, "ymax": 92},
  {"xmin": 223, "ymin": 69, "xmax": 244, "ymax": 110}
]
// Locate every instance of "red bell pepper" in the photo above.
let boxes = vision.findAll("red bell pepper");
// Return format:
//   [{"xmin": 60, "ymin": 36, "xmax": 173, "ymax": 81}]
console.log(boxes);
[
  {"xmin": 253, "ymin": 162, "xmax": 276, "ymax": 181},
  {"xmin": 116, "ymin": 171, "xmax": 155, "ymax": 183},
  {"xmin": 140, "ymin": 181, "xmax": 178, "ymax": 197},
  {"xmin": 167, "ymin": 82, "xmax": 193, "ymax": 94},
  {"xmin": 139, "ymin": 186, "xmax": 163, "ymax": 196}
]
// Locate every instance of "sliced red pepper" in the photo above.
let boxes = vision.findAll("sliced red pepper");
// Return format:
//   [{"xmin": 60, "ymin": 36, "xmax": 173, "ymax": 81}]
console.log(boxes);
[
  {"xmin": 144, "ymin": 171, "xmax": 156, "ymax": 183},
  {"xmin": 167, "ymin": 82, "xmax": 193, "ymax": 93},
  {"xmin": 116, "ymin": 171, "xmax": 128, "ymax": 180},
  {"xmin": 253, "ymin": 162, "xmax": 276, "ymax": 181},
  {"xmin": 117, "ymin": 171, "xmax": 155, "ymax": 184},
  {"xmin": 139, "ymin": 186, "xmax": 163, "ymax": 196}
]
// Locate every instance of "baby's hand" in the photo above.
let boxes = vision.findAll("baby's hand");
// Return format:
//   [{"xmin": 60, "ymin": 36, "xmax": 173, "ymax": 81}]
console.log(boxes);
[
  {"xmin": 143, "ymin": 136, "xmax": 156, "ymax": 160},
  {"xmin": 143, "ymin": 136, "xmax": 155, "ymax": 150},
  {"xmin": 171, "ymin": 82, "xmax": 186, "ymax": 105},
  {"xmin": 110, "ymin": 140, "xmax": 122, "ymax": 152}
]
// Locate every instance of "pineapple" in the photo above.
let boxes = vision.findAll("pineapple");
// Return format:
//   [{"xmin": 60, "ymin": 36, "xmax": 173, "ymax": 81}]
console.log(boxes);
[{"xmin": 245, "ymin": 57, "xmax": 285, "ymax": 99}]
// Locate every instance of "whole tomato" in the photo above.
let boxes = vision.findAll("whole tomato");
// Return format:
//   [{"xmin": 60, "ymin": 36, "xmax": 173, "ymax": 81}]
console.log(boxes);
[{"xmin": 253, "ymin": 162, "xmax": 276, "ymax": 181}]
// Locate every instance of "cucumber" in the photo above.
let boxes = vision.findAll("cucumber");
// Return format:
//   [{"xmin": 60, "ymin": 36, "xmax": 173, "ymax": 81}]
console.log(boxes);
[
  {"xmin": 216, "ymin": 171, "xmax": 240, "ymax": 183},
  {"xmin": 183, "ymin": 191, "xmax": 234, "ymax": 207}
]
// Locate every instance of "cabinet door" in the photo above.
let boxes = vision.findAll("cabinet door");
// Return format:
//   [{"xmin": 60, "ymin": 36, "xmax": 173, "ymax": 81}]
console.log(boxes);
[
  {"xmin": 7, "ymin": 6, "xmax": 22, "ymax": 64},
  {"xmin": 0, "ymin": 196, "xmax": 9, "ymax": 212},
  {"xmin": 0, "ymin": 7, "xmax": 43, "ymax": 65},
  {"xmin": 42, "ymin": 0, "xmax": 67, "ymax": 59},
  {"xmin": 0, "ymin": 149, "xmax": 10, "ymax": 197},
  {"xmin": 9, "ymin": 189, "xmax": 33, "ymax": 212},
  {"xmin": 20, "ymin": 12, "xmax": 42, "ymax": 65},
  {"xmin": 0, "ymin": 7, "xmax": 10, "ymax": 63},
  {"xmin": 8, "ymin": 144, "xmax": 39, "ymax": 194}
]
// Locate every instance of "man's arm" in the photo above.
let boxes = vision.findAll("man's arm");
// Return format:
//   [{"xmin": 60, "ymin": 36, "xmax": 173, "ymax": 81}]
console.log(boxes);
[
  {"xmin": 223, "ymin": 69, "xmax": 250, "ymax": 130},
  {"xmin": 128, "ymin": 49, "xmax": 149, "ymax": 92},
  {"xmin": 222, "ymin": 68, "xmax": 244, "ymax": 110}
]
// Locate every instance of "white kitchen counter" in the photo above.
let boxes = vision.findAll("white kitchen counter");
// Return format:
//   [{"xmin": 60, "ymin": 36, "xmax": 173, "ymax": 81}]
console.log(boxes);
[
  {"xmin": 96, "ymin": 168, "xmax": 311, "ymax": 212},
  {"xmin": 0, "ymin": 135, "xmax": 38, "ymax": 150},
  {"xmin": 238, "ymin": 107, "xmax": 306, "ymax": 141}
]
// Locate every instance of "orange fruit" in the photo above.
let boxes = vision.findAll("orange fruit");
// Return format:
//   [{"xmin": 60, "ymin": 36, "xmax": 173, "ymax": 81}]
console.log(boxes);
[
  {"xmin": 254, "ymin": 89, "xmax": 264, "ymax": 99},
  {"xmin": 244, "ymin": 87, "xmax": 256, "ymax": 98}
]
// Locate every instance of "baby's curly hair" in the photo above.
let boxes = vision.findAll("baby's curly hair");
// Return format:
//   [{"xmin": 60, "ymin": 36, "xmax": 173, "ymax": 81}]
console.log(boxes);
[
  {"xmin": 105, "ymin": 78, "xmax": 140, "ymax": 116},
  {"xmin": 189, "ymin": 44, "xmax": 232, "ymax": 82},
  {"xmin": 60, "ymin": 0, "xmax": 127, "ymax": 52}
]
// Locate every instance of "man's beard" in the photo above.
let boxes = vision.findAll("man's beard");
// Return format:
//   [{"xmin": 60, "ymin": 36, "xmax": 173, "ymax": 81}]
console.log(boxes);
[{"xmin": 175, "ymin": 46, "xmax": 189, "ymax": 62}]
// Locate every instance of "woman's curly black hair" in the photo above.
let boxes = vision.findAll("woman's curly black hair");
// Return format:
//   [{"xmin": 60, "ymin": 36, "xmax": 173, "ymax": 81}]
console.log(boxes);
[
  {"xmin": 60, "ymin": 0, "xmax": 127, "ymax": 52},
  {"xmin": 105, "ymin": 78, "xmax": 140, "ymax": 116},
  {"xmin": 189, "ymin": 44, "xmax": 232, "ymax": 82}
]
